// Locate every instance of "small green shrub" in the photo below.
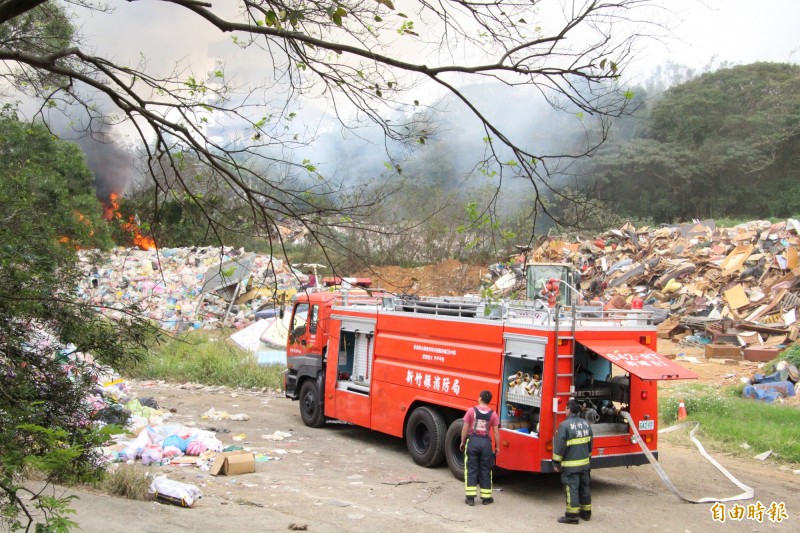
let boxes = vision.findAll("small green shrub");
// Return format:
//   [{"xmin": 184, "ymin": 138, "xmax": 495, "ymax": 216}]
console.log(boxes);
[
  {"xmin": 100, "ymin": 466, "xmax": 152, "ymax": 501},
  {"xmin": 659, "ymin": 388, "xmax": 734, "ymax": 425},
  {"xmin": 780, "ymin": 344, "xmax": 800, "ymax": 368}
]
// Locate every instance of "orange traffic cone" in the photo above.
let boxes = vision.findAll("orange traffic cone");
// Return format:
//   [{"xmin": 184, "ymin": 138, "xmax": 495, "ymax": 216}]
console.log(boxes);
[{"xmin": 677, "ymin": 399, "xmax": 687, "ymax": 421}]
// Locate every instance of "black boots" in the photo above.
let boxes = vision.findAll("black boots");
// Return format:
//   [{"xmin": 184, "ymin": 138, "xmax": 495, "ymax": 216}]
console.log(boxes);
[
  {"xmin": 482, "ymin": 497, "xmax": 494, "ymax": 505},
  {"xmin": 557, "ymin": 514, "xmax": 579, "ymax": 525},
  {"xmin": 579, "ymin": 510, "xmax": 591, "ymax": 521},
  {"xmin": 465, "ymin": 497, "xmax": 475, "ymax": 506}
]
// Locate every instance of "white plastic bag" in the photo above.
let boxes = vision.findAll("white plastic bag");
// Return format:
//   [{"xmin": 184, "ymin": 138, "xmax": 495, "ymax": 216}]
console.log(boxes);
[{"xmin": 148, "ymin": 475, "xmax": 202, "ymax": 507}]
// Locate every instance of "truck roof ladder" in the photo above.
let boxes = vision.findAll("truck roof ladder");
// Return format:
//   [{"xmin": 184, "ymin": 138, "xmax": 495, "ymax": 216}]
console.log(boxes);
[{"xmin": 552, "ymin": 304, "xmax": 577, "ymax": 434}]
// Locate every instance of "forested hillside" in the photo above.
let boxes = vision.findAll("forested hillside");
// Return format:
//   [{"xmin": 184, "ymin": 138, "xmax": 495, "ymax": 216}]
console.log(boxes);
[{"xmin": 584, "ymin": 63, "xmax": 800, "ymax": 221}]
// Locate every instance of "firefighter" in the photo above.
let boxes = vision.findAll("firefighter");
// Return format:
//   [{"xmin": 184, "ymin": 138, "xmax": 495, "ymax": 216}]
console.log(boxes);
[
  {"xmin": 553, "ymin": 399, "xmax": 593, "ymax": 524},
  {"xmin": 459, "ymin": 390, "xmax": 500, "ymax": 506}
]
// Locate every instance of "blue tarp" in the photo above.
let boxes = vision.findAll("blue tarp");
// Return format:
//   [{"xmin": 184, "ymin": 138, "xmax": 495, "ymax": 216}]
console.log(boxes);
[{"xmin": 742, "ymin": 381, "xmax": 795, "ymax": 403}]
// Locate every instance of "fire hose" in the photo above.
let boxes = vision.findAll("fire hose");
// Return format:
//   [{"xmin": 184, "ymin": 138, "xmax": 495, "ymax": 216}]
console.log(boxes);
[{"xmin": 621, "ymin": 411, "xmax": 754, "ymax": 503}]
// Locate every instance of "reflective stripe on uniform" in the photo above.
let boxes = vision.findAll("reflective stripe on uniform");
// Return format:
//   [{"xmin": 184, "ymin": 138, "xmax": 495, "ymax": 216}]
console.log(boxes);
[
  {"xmin": 561, "ymin": 457, "xmax": 590, "ymax": 468},
  {"xmin": 464, "ymin": 437, "xmax": 476, "ymax": 496},
  {"xmin": 564, "ymin": 485, "xmax": 579, "ymax": 513},
  {"xmin": 552, "ymin": 453, "xmax": 563, "ymax": 461},
  {"xmin": 566, "ymin": 436, "xmax": 591, "ymax": 446}
]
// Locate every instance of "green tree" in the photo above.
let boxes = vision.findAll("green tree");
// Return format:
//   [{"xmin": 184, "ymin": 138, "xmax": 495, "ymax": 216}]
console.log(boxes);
[
  {"xmin": 0, "ymin": 115, "xmax": 155, "ymax": 531},
  {"xmin": 0, "ymin": 115, "xmax": 114, "ymax": 249},
  {"xmin": 589, "ymin": 63, "xmax": 800, "ymax": 220}
]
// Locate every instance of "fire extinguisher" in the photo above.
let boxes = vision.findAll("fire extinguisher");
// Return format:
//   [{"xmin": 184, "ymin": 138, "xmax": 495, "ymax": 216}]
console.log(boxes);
[{"xmin": 539, "ymin": 278, "xmax": 560, "ymax": 307}]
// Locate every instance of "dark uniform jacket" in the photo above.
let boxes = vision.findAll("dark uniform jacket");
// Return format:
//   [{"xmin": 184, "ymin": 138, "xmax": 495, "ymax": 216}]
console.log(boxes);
[{"xmin": 553, "ymin": 412, "xmax": 593, "ymax": 472}]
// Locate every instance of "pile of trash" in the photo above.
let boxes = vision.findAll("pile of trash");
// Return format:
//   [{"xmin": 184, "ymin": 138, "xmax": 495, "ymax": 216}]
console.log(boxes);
[
  {"xmin": 512, "ymin": 219, "xmax": 800, "ymax": 360},
  {"xmin": 742, "ymin": 360, "xmax": 800, "ymax": 403},
  {"xmin": 76, "ymin": 246, "xmax": 310, "ymax": 331},
  {"xmin": 90, "ymin": 368, "xmax": 223, "ymax": 466}
]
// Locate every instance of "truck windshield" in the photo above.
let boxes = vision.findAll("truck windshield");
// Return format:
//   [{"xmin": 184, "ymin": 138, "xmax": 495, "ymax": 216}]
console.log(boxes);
[
  {"xmin": 526, "ymin": 264, "xmax": 575, "ymax": 305},
  {"xmin": 290, "ymin": 303, "xmax": 309, "ymax": 340}
]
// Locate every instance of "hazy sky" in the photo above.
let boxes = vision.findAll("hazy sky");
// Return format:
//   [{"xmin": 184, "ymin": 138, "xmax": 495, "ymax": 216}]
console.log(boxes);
[
  {"xmin": 630, "ymin": 0, "xmax": 799, "ymax": 77},
  {"xmin": 74, "ymin": 0, "xmax": 800, "ymax": 90},
  {"xmin": 67, "ymin": 0, "xmax": 800, "ymax": 185}
]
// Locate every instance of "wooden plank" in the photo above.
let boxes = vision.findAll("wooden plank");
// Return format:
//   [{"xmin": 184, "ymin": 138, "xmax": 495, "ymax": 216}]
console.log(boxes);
[
  {"xmin": 721, "ymin": 244, "xmax": 754, "ymax": 276},
  {"xmin": 788, "ymin": 246, "xmax": 798, "ymax": 270},
  {"xmin": 724, "ymin": 284, "xmax": 749, "ymax": 310}
]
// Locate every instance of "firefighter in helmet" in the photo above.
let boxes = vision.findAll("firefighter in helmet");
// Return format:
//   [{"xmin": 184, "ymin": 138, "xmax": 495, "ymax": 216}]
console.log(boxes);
[{"xmin": 553, "ymin": 398, "xmax": 593, "ymax": 524}]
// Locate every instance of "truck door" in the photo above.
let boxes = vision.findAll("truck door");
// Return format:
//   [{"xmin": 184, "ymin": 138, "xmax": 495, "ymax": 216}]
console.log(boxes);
[
  {"xmin": 288, "ymin": 302, "xmax": 320, "ymax": 355},
  {"xmin": 329, "ymin": 315, "xmax": 375, "ymax": 428}
]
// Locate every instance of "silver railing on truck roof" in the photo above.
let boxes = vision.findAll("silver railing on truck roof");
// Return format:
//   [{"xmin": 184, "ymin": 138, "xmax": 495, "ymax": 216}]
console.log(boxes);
[
  {"xmin": 332, "ymin": 292, "xmax": 654, "ymax": 327},
  {"xmin": 372, "ymin": 293, "xmax": 654, "ymax": 326},
  {"xmin": 331, "ymin": 289, "xmax": 388, "ymax": 307}
]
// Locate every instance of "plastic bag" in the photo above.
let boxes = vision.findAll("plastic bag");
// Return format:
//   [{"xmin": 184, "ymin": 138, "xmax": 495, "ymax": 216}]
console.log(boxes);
[
  {"xmin": 162, "ymin": 434, "xmax": 188, "ymax": 452},
  {"xmin": 185, "ymin": 440, "xmax": 207, "ymax": 456},
  {"xmin": 148, "ymin": 475, "xmax": 202, "ymax": 507},
  {"xmin": 141, "ymin": 445, "xmax": 163, "ymax": 466}
]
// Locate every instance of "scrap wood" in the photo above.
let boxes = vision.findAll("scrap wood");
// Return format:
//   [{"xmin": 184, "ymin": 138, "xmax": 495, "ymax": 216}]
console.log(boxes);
[
  {"xmin": 721, "ymin": 244, "xmax": 755, "ymax": 276},
  {"xmin": 724, "ymin": 284, "xmax": 749, "ymax": 310},
  {"xmin": 764, "ymin": 335, "xmax": 787, "ymax": 346}
]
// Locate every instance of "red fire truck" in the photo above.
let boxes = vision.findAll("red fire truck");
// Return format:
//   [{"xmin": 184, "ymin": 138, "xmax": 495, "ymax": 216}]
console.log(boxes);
[{"xmin": 284, "ymin": 268, "xmax": 697, "ymax": 478}]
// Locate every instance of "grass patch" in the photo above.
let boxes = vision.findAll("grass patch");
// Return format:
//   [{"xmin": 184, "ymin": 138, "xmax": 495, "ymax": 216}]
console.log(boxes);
[
  {"xmin": 100, "ymin": 465, "xmax": 152, "ymax": 501},
  {"xmin": 659, "ymin": 384, "xmax": 800, "ymax": 464},
  {"xmin": 118, "ymin": 330, "xmax": 285, "ymax": 390}
]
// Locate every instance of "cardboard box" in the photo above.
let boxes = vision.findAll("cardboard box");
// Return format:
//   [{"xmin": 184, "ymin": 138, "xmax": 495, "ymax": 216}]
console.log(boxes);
[
  {"xmin": 704, "ymin": 344, "xmax": 741, "ymax": 359},
  {"xmin": 743, "ymin": 346, "xmax": 783, "ymax": 363},
  {"xmin": 210, "ymin": 451, "xmax": 255, "ymax": 476}
]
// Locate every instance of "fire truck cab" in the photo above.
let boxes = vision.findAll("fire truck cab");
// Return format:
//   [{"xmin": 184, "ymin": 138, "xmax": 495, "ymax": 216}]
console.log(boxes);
[{"xmin": 284, "ymin": 274, "xmax": 697, "ymax": 478}]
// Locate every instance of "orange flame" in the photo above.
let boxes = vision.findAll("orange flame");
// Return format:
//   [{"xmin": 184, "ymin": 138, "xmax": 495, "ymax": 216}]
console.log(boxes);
[
  {"xmin": 58, "ymin": 210, "xmax": 95, "ymax": 248},
  {"xmin": 74, "ymin": 210, "xmax": 94, "ymax": 237},
  {"xmin": 102, "ymin": 192, "xmax": 156, "ymax": 250},
  {"xmin": 102, "ymin": 192, "xmax": 121, "ymax": 221}
]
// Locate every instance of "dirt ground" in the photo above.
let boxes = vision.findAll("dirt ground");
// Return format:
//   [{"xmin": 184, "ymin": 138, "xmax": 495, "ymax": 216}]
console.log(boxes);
[
  {"xmin": 58, "ymin": 345, "xmax": 799, "ymax": 533},
  {"xmin": 39, "ymin": 263, "xmax": 800, "ymax": 531},
  {"xmin": 354, "ymin": 260, "xmax": 487, "ymax": 296}
]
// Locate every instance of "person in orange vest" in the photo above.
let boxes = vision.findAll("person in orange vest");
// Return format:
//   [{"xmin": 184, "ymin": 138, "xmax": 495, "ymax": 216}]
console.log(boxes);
[
  {"xmin": 553, "ymin": 399, "xmax": 593, "ymax": 524},
  {"xmin": 460, "ymin": 390, "xmax": 500, "ymax": 506}
]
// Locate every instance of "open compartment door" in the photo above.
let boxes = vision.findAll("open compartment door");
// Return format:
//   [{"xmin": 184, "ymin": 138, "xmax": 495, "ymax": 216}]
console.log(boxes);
[{"xmin": 579, "ymin": 339, "xmax": 698, "ymax": 381}]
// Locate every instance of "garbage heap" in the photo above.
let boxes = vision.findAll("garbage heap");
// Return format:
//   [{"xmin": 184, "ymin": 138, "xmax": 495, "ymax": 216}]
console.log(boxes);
[
  {"xmin": 530, "ymin": 219, "xmax": 800, "ymax": 362},
  {"xmin": 76, "ymin": 246, "xmax": 308, "ymax": 331}
]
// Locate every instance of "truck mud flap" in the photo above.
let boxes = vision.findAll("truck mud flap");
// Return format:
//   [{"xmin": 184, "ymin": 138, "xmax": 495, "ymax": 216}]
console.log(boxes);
[{"xmin": 539, "ymin": 451, "xmax": 653, "ymax": 473}]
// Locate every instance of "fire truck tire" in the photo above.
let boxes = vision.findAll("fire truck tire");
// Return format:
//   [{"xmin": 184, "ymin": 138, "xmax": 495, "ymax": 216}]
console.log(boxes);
[
  {"xmin": 444, "ymin": 419, "xmax": 465, "ymax": 479},
  {"xmin": 405, "ymin": 407, "xmax": 446, "ymax": 467},
  {"xmin": 299, "ymin": 380, "xmax": 326, "ymax": 428}
]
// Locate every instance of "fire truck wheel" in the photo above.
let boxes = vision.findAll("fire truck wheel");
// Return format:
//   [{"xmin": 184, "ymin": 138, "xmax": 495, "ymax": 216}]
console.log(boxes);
[
  {"xmin": 405, "ymin": 406, "xmax": 446, "ymax": 467},
  {"xmin": 444, "ymin": 419, "xmax": 466, "ymax": 479},
  {"xmin": 299, "ymin": 380, "xmax": 326, "ymax": 428}
]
